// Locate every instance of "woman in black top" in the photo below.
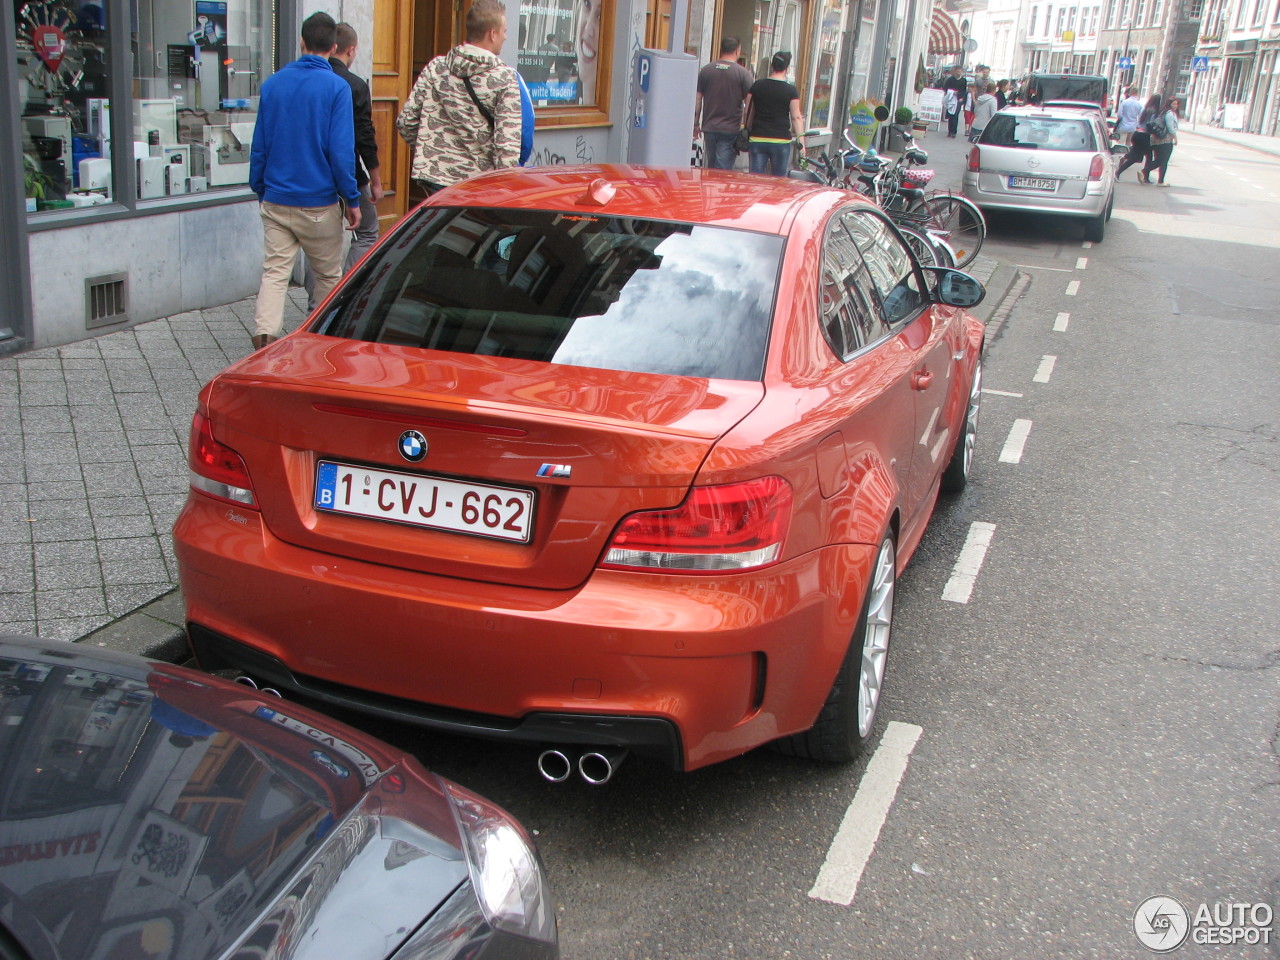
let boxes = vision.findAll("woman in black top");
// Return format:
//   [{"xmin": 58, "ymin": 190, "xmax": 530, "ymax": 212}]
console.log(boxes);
[
  {"xmin": 1116, "ymin": 94, "xmax": 1161, "ymax": 181},
  {"xmin": 744, "ymin": 51, "xmax": 803, "ymax": 176}
]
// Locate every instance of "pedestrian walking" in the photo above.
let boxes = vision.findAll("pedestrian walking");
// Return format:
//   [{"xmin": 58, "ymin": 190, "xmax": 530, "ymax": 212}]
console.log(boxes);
[
  {"xmin": 942, "ymin": 65, "xmax": 968, "ymax": 138},
  {"xmin": 995, "ymin": 79, "xmax": 1009, "ymax": 109},
  {"xmin": 396, "ymin": 0, "xmax": 522, "ymax": 194},
  {"xmin": 694, "ymin": 36, "xmax": 753, "ymax": 170},
  {"xmin": 303, "ymin": 22, "xmax": 382, "ymax": 310},
  {"xmin": 1114, "ymin": 86, "xmax": 1143, "ymax": 145},
  {"xmin": 1115, "ymin": 94, "xmax": 1161, "ymax": 181},
  {"xmin": 969, "ymin": 82, "xmax": 997, "ymax": 141},
  {"xmin": 1142, "ymin": 97, "xmax": 1181, "ymax": 187},
  {"xmin": 744, "ymin": 51, "xmax": 803, "ymax": 176},
  {"xmin": 248, "ymin": 11, "xmax": 360, "ymax": 351}
]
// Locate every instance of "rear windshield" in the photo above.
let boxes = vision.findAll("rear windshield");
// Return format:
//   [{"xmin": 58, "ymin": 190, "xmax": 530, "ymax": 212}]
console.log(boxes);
[
  {"xmin": 1029, "ymin": 76, "xmax": 1106, "ymax": 104},
  {"xmin": 313, "ymin": 207, "xmax": 785, "ymax": 381},
  {"xmin": 982, "ymin": 115, "xmax": 1098, "ymax": 152}
]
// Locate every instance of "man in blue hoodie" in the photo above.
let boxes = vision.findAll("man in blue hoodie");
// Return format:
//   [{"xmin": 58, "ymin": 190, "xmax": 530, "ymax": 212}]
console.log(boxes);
[{"xmin": 248, "ymin": 11, "xmax": 360, "ymax": 350}]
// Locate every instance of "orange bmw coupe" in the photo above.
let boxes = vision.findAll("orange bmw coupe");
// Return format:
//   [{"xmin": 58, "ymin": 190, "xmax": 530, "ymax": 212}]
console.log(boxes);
[{"xmin": 174, "ymin": 165, "xmax": 985, "ymax": 777}]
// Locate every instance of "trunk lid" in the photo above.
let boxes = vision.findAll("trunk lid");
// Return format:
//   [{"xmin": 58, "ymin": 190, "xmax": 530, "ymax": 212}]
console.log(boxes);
[{"xmin": 206, "ymin": 335, "xmax": 764, "ymax": 590}]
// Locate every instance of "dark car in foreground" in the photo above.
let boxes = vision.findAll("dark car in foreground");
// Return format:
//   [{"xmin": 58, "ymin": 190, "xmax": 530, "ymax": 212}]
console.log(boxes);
[
  {"xmin": 174, "ymin": 165, "xmax": 985, "ymax": 777},
  {"xmin": 0, "ymin": 635, "xmax": 557, "ymax": 960}
]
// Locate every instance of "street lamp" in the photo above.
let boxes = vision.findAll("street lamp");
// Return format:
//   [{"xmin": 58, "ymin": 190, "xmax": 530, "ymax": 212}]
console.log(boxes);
[{"xmin": 1122, "ymin": 17, "xmax": 1133, "ymax": 86}]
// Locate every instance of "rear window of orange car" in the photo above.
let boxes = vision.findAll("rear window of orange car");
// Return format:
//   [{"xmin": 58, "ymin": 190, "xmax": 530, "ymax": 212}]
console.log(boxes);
[
  {"xmin": 313, "ymin": 207, "xmax": 786, "ymax": 381},
  {"xmin": 982, "ymin": 115, "xmax": 1098, "ymax": 151}
]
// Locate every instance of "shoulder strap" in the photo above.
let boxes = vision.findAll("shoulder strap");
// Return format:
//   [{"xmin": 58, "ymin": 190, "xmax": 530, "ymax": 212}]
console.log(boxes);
[{"xmin": 462, "ymin": 76, "xmax": 496, "ymax": 130}]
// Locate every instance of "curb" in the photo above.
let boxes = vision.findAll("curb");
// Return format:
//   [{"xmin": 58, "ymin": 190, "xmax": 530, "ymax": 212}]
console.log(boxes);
[
  {"xmin": 77, "ymin": 588, "xmax": 188, "ymax": 663},
  {"xmin": 971, "ymin": 258, "xmax": 1024, "ymax": 329}
]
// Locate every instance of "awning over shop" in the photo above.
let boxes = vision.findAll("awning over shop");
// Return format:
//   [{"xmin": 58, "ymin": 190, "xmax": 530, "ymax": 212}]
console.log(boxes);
[{"xmin": 929, "ymin": 9, "xmax": 964, "ymax": 57}]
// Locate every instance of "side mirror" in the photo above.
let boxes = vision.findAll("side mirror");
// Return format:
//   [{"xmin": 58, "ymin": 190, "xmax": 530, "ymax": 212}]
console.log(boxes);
[
  {"xmin": 922, "ymin": 267, "xmax": 986, "ymax": 308},
  {"xmin": 1111, "ymin": 143, "xmax": 1128, "ymax": 154}
]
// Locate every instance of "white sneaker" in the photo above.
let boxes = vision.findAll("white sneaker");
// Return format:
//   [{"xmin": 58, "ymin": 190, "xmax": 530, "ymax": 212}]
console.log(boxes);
[{"xmin": 1157, "ymin": 182, "xmax": 1170, "ymax": 188}]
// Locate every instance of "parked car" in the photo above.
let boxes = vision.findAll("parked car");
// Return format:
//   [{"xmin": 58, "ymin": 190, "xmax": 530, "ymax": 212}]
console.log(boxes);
[
  {"xmin": 1019, "ymin": 71, "xmax": 1109, "ymax": 110},
  {"xmin": 963, "ymin": 105, "xmax": 1123, "ymax": 241},
  {"xmin": 0, "ymin": 634, "xmax": 557, "ymax": 960},
  {"xmin": 173, "ymin": 166, "xmax": 986, "ymax": 776}
]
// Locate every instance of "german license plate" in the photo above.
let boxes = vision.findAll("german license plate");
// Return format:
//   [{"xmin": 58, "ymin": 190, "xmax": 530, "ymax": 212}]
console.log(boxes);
[
  {"xmin": 314, "ymin": 461, "xmax": 534, "ymax": 542},
  {"xmin": 1009, "ymin": 176, "xmax": 1058, "ymax": 191}
]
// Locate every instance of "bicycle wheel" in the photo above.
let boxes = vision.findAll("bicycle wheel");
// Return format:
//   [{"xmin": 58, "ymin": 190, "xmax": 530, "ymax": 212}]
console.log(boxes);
[
  {"xmin": 915, "ymin": 194, "xmax": 986, "ymax": 269},
  {"xmin": 896, "ymin": 223, "xmax": 941, "ymax": 267}
]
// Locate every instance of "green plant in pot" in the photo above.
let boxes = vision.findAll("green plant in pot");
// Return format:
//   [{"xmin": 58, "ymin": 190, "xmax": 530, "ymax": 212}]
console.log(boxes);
[{"xmin": 893, "ymin": 106, "xmax": 914, "ymax": 126}]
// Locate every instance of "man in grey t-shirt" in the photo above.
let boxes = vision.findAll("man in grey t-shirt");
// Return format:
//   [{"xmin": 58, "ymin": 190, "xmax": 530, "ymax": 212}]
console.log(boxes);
[{"xmin": 694, "ymin": 36, "xmax": 753, "ymax": 170}]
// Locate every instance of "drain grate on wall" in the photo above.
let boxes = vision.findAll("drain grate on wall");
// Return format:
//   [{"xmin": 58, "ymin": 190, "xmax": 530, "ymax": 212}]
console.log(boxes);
[{"xmin": 86, "ymin": 273, "xmax": 128, "ymax": 329}]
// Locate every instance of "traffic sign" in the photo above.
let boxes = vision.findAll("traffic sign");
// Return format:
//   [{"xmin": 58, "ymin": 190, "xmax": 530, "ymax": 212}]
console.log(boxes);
[
  {"xmin": 1117, "ymin": 56, "xmax": 1133, "ymax": 69},
  {"xmin": 1192, "ymin": 56, "xmax": 1209, "ymax": 72}
]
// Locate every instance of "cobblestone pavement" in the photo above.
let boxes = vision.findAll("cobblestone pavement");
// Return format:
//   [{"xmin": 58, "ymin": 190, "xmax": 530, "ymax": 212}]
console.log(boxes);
[{"xmin": 0, "ymin": 289, "xmax": 309, "ymax": 641}]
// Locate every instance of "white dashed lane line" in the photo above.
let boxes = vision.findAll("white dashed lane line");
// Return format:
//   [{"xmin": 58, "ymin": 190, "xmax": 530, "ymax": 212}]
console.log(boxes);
[
  {"xmin": 1065, "ymin": 280, "xmax": 1081, "ymax": 296},
  {"xmin": 1054, "ymin": 311, "xmax": 1070, "ymax": 332},
  {"xmin": 942, "ymin": 521, "xmax": 998, "ymax": 604},
  {"xmin": 1033, "ymin": 355, "xmax": 1057, "ymax": 383},
  {"xmin": 1081, "ymin": 240, "xmax": 1093, "ymax": 249},
  {"xmin": 1076, "ymin": 257, "xmax": 1088, "ymax": 269},
  {"xmin": 982, "ymin": 388, "xmax": 1023, "ymax": 398},
  {"xmin": 808, "ymin": 721, "xmax": 924, "ymax": 906},
  {"xmin": 999, "ymin": 418, "xmax": 1033, "ymax": 464}
]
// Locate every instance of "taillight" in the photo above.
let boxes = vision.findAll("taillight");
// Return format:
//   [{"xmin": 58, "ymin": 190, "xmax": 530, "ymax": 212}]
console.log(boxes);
[
  {"xmin": 1088, "ymin": 154, "xmax": 1106, "ymax": 180},
  {"xmin": 601, "ymin": 477, "xmax": 792, "ymax": 573},
  {"xmin": 967, "ymin": 146, "xmax": 981, "ymax": 172},
  {"xmin": 188, "ymin": 410, "xmax": 257, "ymax": 507}
]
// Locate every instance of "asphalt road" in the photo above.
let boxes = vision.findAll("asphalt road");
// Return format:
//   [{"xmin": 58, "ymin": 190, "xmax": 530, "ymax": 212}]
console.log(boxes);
[{"xmin": 279, "ymin": 132, "xmax": 1280, "ymax": 960}]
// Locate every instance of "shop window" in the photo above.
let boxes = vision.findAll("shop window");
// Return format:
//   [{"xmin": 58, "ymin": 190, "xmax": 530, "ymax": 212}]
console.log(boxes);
[
  {"xmin": 15, "ymin": 0, "xmax": 113, "ymax": 215},
  {"xmin": 517, "ymin": 0, "xmax": 612, "ymax": 127},
  {"xmin": 807, "ymin": 0, "xmax": 842, "ymax": 129},
  {"xmin": 133, "ymin": 0, "xmax": 274, "ymax": 199}
]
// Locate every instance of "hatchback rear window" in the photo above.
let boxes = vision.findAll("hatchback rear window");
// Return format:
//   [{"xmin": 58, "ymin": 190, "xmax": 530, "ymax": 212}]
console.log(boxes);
[
  {"xmin": 313, "ymin": 207, "xmax": 785, "ymax": 381},
  {"xmin": 981, "ymin": 115, "xmax": 1098, "ymax": 152}
]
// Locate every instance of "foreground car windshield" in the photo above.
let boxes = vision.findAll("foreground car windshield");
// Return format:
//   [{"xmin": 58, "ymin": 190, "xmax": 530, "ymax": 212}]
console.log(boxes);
[
  {"xmin": 984, "ymin": 115, "xmax": 1098, "ymax": 151},
  {"xmin": 314, "ymin": 207, "xmax": 785, "ymax": 381}
]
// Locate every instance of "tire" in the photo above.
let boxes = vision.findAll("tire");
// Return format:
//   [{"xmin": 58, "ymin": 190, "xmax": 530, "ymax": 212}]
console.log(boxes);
[
  {"xmin": 1084, "ymin": 208, "xmax": 1106, "ymax": 242},
  {"xmin": 914, "ymin": 195, "xmax": 986, "ymax": 268},
  {"xmin": 940, "ymin": 356, "xmax": 981, "ymax": 493},
  {"xmin": 775, "ymin": 533, "xmax": 896, "ymax": 763},
  {"xmin": 896, "ymin": 223, "xmax": 941, "ymax": 267}
]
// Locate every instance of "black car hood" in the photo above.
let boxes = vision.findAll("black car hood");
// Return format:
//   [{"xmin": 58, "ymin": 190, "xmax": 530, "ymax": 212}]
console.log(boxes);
[{"xmin": 0, "ymin": 637, "xmax": 469, "ymax": 960}]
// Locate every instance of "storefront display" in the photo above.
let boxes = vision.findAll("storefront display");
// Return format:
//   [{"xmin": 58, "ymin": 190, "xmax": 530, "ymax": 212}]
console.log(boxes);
[
  {"xmin": 517, "ymin": 0, "xmax": 607, "ymax": 112},
  {"xmin": 13, "ymin": 0, "xmax": 273, "ymax": 216}
]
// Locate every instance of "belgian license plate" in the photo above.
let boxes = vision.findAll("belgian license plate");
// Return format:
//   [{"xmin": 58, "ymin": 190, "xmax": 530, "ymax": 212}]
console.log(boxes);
[
  {"xmin": 1009, "ymin": 176, "xmax": 1058, "ymax": 191},
  {"xmin": 314, "ymin": 461, "xmax": 534, "ymax": 543}
]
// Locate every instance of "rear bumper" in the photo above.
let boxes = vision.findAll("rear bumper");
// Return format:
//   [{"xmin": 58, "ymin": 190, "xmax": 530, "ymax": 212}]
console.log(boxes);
[
  {"xmin": 175, "ymin": 494, "xmax": 876, "ymax": 771},
  {"xmin": 962, "ymin": 171, "xmax": 1110, "ymax": 218}
]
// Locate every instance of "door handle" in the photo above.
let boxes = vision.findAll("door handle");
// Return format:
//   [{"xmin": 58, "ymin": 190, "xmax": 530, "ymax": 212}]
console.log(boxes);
[{"xmin": 912, "ymin": 370, "xmax": 933, "ymax": 391}]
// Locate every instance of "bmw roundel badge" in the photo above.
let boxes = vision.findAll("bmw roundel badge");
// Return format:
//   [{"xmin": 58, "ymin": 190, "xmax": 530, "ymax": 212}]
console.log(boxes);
[{"xmin": 398, "ymin": 430, "xmax": 428, "ymax": 462}]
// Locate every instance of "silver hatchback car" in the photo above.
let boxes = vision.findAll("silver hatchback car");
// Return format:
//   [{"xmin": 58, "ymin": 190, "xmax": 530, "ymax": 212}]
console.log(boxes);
[{"xmin": 962, "ymin": 105, "xmax": 1122, "ymax": 242}]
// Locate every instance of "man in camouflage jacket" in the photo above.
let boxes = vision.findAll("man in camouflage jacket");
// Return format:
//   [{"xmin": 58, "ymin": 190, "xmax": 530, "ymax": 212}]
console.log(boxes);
[{"xmin": 396, "ymin": 0, "xmax": 522, "ymax": 191}]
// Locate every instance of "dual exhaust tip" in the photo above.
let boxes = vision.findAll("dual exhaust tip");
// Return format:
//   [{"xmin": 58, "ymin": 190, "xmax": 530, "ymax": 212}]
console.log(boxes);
[
  {"xmin": 232, "ymin": 677, "xmax": 624, "ymax": 784},
  {"xmin": 538, "ymin": 747, "xmax": 627, "ymax": 785}
]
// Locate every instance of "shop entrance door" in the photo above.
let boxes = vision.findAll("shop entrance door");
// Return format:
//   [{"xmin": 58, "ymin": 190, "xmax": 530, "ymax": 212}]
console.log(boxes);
[{"xmin": 370, "ymin": 0, "xmax": 463, "ymax": 226}]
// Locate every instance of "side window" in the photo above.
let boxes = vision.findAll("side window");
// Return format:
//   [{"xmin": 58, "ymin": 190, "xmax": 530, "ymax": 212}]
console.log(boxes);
[
  {"xmin": 819, "ymin": 216, "xmax": 887, "ymax": 359},
  {"xmin": 842, "ymin": 211, "xmax": 927, "ymax": 328}
]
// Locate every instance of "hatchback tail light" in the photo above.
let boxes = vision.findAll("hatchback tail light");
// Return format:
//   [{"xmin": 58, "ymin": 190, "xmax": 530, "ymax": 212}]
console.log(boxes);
[
  {"xmin": 189, "ymin": 410, "xmax": 257, "ymax": 507},
  {"xmin": 601, "ymin": 477, "xmax": 792, "ymax": 573},
  {"xmin": 1087, "ymin": 154, "xmax": 1106, "ymax": 180},
  {"xmin": 967, "ymin": 146, "xmax": 981, "ymax": 172}
]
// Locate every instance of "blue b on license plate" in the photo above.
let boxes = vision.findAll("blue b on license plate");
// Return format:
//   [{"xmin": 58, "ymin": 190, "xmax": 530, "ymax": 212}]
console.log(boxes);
[{"xmin": 314, "ymin": 461, "xmax": 534, "ymax": 542}]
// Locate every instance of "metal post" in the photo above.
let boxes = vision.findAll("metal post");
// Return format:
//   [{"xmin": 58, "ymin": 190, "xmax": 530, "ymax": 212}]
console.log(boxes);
[{"xmin": 667, "ymin": 0, "xmax": 689, "ymax": 53}]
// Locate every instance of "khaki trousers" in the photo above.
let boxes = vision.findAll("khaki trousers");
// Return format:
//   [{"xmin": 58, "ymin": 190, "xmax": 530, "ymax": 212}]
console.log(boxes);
[{"xmin": 253, "ymin": 201, "xmax": 345, "ymax": 338}]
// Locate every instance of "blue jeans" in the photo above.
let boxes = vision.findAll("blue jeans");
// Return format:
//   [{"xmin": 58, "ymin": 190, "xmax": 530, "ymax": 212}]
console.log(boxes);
[
  {"xmin": 748, "ymin": 141, "xmax": 792, "ymax": 176},
  {"xmin": 704, "ymin": 131, "xmax": 738, "ymax": 170}
]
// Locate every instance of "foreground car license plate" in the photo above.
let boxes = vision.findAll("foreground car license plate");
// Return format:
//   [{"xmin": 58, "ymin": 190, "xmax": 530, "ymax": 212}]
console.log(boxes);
[
  {"xmin": 1009, "ymin": 176, "xmax": 1058, "ymax": 191},
  {"xmin": 314, "ymin": 461, "xmax": 534, "ymax": 542}
]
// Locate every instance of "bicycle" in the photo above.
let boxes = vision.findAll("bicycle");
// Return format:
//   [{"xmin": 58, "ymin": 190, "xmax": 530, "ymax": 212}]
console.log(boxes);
[{"xmin": 790, "ymin": 146, "xmax": 958, "ymax": 269}]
